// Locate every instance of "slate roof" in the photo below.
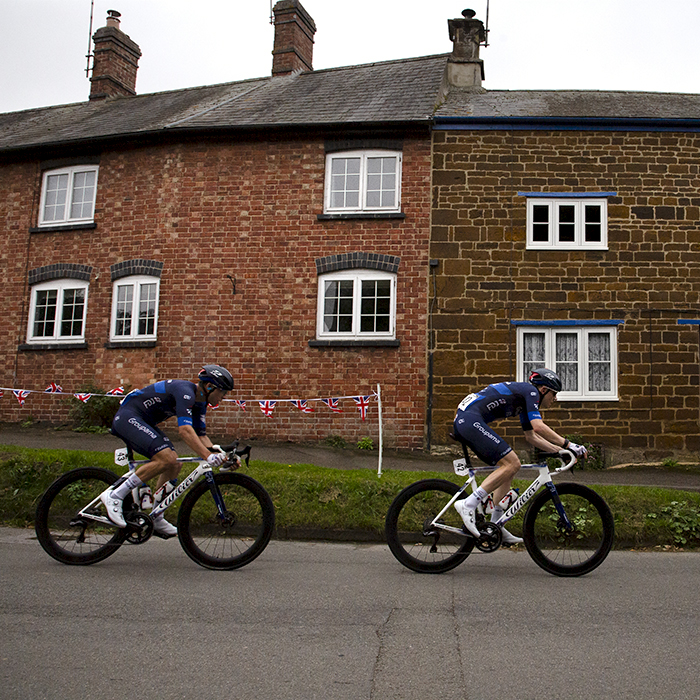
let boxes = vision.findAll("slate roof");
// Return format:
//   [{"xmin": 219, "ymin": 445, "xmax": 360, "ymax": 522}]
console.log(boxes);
[
  {"xmin": 435, "ymin": 89, "xmax": 700, "ymax": 120},
  {"xmin": 3, "ymin": 51, "xmax": 700, "ymax": 156},
  {"xmin": 0, "ymin": 54, "xmax": 449, "ymax": 155}
]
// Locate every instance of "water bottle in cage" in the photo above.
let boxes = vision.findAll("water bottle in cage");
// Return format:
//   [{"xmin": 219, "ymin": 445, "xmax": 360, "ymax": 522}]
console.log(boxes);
[
  {"xmin": 498, "ymin": 488, "xmax": 520, "ymax": 510},
  {"xmin": 482, "ymin": 494, "xmax": 494, "ymax": 515},
  {"xmin": 152, "ymin": 479, "xmax": 178, "ymax": 509},
  {"xmin": 138, "ymin": 485, "xmax": 154, "ymax": 510}
]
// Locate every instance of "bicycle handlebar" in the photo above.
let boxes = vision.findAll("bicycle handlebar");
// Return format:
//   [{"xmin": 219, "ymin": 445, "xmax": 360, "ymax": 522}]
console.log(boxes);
[
  {"xmin": 215, "ymin": 441, "xmax": 252, "ymax": 468},
  {"xmin": 538, "ymin": 448, "xmax": 577, "ymax": 473}
]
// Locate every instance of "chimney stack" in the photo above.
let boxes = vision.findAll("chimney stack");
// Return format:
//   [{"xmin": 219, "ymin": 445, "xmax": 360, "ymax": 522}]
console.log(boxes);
[
  {"xmin": 271, "ymin": 0, "xmax": 316, "ymax": 76},
  {"xmin": 89, "ymin": 10, "xmax": 142, "ymax": 100},
  {"xmin": 446, "ymin": 9, "xmax": 486, "ymax": 90}
]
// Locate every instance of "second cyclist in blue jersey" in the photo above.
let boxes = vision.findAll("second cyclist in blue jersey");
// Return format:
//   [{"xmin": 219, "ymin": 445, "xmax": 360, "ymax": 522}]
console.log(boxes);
[
  {"xmin": 101, "ymin": 364, "xmax": 236, "ymax": 538},
  {"xmin": 452, "ymin": 368, "xmax": 587, "ymax": 544}
]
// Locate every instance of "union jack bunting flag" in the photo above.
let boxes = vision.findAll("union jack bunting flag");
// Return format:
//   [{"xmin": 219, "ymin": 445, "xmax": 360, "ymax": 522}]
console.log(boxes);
[
  {"xmin": 13, "ymin": 390, "xmax": 30, "ymax": 406},
  {"xmin": 353, "ymin": 395, "xmax": 371, "ymax": 421},
  {"xmin": 235, "ymin": 400, "xmax": 247, "ymax": 411},
  {"xmin": 290, "ymin": 399, "xmax": 314, "ymax": 413},
  {"xmin": 44, "ymin": 382, "xmax": 63, "ymax": 393},
  {"xmin": 107, "ymin": 386, "xmax": 125, "ymax": 396},
  {"xmin": 259, "ymin": 400, "xmax": 277, "ymax": 417},
  {"xmin": 209, "ymin": 403, "xmax": 220, "ymax": 410},
  {"xmin": 322, "ymin": 398, "xmax": 342, "ymax": 413},
  {"xmin": 74, "ymin": 393, "xmax": 92, "ymax": 403}
]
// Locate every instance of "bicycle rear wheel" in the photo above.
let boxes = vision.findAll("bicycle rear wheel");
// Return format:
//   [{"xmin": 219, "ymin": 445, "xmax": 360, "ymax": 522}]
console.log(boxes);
[
  {"xmin": 177, "ymin": 472, "xmax": 275, "ymax": 570},
  {"xmin": 35, "ymin": 467, "xmax": 128, "ymax": 565},
  {"xmin": 522, "ymin": 482, "xmax": 614, "ymax": 577},
  {"xmin": 385, "ymin": 479, "xmax": 474, "ymax": 573}
]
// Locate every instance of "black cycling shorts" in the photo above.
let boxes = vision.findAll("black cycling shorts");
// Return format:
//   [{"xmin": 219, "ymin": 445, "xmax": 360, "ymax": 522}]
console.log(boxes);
[
  {"xmin": 112, "ymin": 411, "xmax": 174, "ymax": 459},
  {"xmin": 453, "ymin": 411, "xmax": 513, "ymax": 466}
]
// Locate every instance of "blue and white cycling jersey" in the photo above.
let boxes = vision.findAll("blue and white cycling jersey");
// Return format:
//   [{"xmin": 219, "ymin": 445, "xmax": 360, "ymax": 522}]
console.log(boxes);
[
  {"xmin": 119, "ymin": 379, "xmax": 207, "ymax": 435},
  {"xmin": 456, "ymin": 382, "xmax": 542, "ymax": 431}
]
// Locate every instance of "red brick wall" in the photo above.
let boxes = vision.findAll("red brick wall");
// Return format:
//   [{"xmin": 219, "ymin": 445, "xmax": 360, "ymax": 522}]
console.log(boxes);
[
  {"xmin": 430, "ymin": 129, "xmax": 700, "ymax": 463},
  {"xmin": 0, "ymin": 133, "xmax": 431, "ymax": 448}
]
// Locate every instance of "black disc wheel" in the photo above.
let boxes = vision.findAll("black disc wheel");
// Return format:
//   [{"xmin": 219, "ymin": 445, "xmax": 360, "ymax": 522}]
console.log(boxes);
[
  {"xmin": 385, "ymin": 479, "xmax": 475, "ymax": 573},
  {"xmin": 177, "ymin": 472, "xmax": 275, "ymax": 570},
  {"xmin": 35, "ymin": 467, "xmax": 129, "ymax": 565},
  {"xmin": 522, "ymin": 482, "xmax": 614, "ymax": 577}
]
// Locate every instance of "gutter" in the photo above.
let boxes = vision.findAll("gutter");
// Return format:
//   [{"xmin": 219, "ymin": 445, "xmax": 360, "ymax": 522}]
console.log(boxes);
[{"xmin": 433, "ymin": 115, "xmax": 700, "ymax": 132}]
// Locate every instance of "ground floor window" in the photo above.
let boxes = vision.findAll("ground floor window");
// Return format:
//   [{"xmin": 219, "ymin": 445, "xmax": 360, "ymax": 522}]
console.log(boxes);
[{"xmin": 516, "ymin": 322, "xmax": 620, "ymax": 400}]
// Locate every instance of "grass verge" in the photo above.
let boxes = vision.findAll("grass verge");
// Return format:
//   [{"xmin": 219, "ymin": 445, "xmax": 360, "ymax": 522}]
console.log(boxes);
[{"xmin": 2, "ymin": 445, "xmax": 700, "ymax": 549}]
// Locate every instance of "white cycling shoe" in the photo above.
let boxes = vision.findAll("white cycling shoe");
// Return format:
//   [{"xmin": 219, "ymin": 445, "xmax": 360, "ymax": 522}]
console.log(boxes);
[
  {"xmin": 498, "ymin": 526, "xmax": 523, "ymax": 545},
  {"xmin": 153, "ymin": 517, "xmax": 178, "ymax": 539},
  {"xmin": 454, "ymin": 499, "xmax": 481, "ymax": 538},
  {"xmin": 100, "ymin": 489, "xmax": 126, "ymax": 528}
]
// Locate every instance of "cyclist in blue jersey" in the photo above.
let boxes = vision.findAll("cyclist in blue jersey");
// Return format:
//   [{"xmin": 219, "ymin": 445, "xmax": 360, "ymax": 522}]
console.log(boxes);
[
  {"xmin": 101, "ymin": 365, "xmax": 236, "ymax": 538},
  {"xmin": 453, "ymin": 368, "xmax": 587, "ymax": 544}
]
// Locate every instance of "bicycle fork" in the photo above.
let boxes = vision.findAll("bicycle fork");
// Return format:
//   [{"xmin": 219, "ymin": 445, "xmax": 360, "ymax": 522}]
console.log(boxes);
[
  {"xmin": 543, "ymin": 481, "xmax": 574, "ymax": 533},
  {"xmin": 204, "ymin": 472, "xmax": 235, "ymax": 526}
]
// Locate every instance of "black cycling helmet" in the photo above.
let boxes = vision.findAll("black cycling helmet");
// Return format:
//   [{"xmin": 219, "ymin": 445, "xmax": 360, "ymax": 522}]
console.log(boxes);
[
  {"xmin": 198, "ymin": 364, "xmax": 234, "ymax": 392},
  {"xmin": 528, "ymin": 367, "xmax": 562, "ymax": 392}
]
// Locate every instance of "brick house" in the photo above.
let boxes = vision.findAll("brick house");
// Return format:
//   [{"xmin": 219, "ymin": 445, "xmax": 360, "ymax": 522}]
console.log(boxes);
[
  {"xmin": 0, "ymin": 2, "xmax": 447, "ymax": 448},
  {"xmin": 428, "ymin": 12, "xmax": 700, "ymax": 463}
]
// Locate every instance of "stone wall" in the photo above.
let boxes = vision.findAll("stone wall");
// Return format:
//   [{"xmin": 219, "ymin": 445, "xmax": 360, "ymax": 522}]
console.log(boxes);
[{"xmin": 430, "ymin": 129, "xmax": 700, "ymax": 463}]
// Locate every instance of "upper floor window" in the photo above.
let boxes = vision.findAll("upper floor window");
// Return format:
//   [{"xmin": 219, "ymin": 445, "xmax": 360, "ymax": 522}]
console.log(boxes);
[
  {"xmin": 27, "ymin": 279, "xmax": 88, "ymax": 344},
  {"xmin": 317, "ymin": 269, "xmax": 396, "ymax": 340},
  {"xmin": 324, "ymin": 150, "xmax": 401, "ymax": 214},
  {"xmin": 525, "ymin": 197, "xmax": 608, "ymax": 250},
  {"xmin": 39, "ymin": 165, "xmax": 99, "ymax": 227},
  {"xmin": 516, "ymin": 323, "xmax": 620, "ymax": 401},
  {"xmin": 110, "ymin": 275, "xmax": 160, "ymax": 342}
]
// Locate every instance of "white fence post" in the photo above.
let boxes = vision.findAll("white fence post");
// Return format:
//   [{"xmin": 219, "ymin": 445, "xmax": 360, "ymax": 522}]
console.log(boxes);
[{"xmin": 377, "ymin": 383, "xmax": 383, "ymax": 477}]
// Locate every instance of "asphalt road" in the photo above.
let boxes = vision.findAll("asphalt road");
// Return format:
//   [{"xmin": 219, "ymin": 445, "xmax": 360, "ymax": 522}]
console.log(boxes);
[{"xmin": 2, "ymin": 527, "xmax": 700, "ymax": 700}]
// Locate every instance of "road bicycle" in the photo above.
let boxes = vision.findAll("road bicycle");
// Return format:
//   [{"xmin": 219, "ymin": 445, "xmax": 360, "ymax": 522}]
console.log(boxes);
[
  {"xmin": 35, "ymin": 441, "xmax": 275, "ymax": 570},
  {"xmin": 385, "ymin": 442, "xmax": 614, "ymax": 577}
]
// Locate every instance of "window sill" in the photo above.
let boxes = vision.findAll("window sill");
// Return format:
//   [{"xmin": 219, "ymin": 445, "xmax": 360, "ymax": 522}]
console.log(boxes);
[
  {"xmin": 308, "ymin": 339, "xmax": 400, "ymax": 348},
  {"xmin": 317, "ymin": 213, "xmax": 405, "ymax": 221},
  {"xmin": 30, "ymin": 223, "xmax": 97, "ymax": 234},
  {"xmin": 19, "ymin": 342, "xmax": 88, "ymax": 351},
  {"xmin": 105, "ymin": 340, "xmax": 157, "ymax": 349}
]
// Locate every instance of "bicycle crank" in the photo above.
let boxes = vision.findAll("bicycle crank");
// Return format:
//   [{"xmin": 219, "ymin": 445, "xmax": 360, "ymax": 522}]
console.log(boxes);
[
  {"xmin": 475, "ymin": 522, "xmax": 502, "ymax": 552},
  {"xmin": 124, "ymin": 510, "xmax": 154, "ymax": 544}
]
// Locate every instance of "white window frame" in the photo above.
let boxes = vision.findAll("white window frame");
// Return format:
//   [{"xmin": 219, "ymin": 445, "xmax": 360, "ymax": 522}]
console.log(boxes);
[
  {"xmin": 324, "ymin": 150, "xmax": 402, "ymax": 214},
  {"xmin": 316, "ymin": 270, "xmax": 397, "ymax": 340},
  {"xmin": 26, "ymin": 279, "xmax": 89, "ymax": 344},
  {"xmin": 526, "ymin": 197, "xmax": 608, "ymax": 250},
  {"xmin": 110, "ymin": 275, "xmax": 160, "ymax": 342},
  {"xmin": 516, "ymin": 325, "xmax": 618, "ymax": 401},
  {"xmin": 38, "ymin": 165, "xmax": 99, "ymax": 227}
]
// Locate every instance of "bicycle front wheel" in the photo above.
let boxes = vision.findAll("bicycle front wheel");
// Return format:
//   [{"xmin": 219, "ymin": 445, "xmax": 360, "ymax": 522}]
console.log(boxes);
[
  {"xmin": 177, "ymin": 472, "xmax": 275, "ymax": 570},
  {"xmin": 35, "ymin": 467, "xmax": 128, "ymax": 565},
  {"xmin": 385, "ymin": 479, "xmax": 474, "ymax": 574},
  {"xmin": 522, "ymin": 482, "xmax": 614, "ymax": 577}
]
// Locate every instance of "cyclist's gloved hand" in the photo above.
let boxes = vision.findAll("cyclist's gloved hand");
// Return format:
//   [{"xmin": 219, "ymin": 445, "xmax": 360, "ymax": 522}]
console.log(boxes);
[
  {"xmin": 568, "ymin": 442, "xmax": 588, "ymax": 458},
  {"xmin": 207, "ymin": 452, "xmax": 227, "ymax": 468}
]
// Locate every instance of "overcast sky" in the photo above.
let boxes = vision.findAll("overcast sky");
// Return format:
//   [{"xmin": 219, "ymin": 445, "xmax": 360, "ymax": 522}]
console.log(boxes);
[{"xmin": 2, "ymin": 0, "xmax": 700, "ymax": 114}]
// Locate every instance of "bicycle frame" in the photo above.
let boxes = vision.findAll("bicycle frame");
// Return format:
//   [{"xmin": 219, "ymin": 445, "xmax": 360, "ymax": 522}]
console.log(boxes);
[
  {"xmin": 77, "ymin": 447, "xmax": 236, "ymax": 527},
  {"xmin": 428, "ymin": 450, "xmax": 577, "ymax": 538}
]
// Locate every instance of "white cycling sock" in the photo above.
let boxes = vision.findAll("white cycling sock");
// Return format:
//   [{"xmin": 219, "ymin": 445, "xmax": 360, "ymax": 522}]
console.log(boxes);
[
  {"xmin": 464, "ymin": 486, "xmax": 488, "ymax": 509},
  {"xmin": 112, "ymin": 472, "xmax": 143, "ymax": 500},
  {"xmin": 491, "ymin": 506, "xmax": 504, "ymax": 522}
]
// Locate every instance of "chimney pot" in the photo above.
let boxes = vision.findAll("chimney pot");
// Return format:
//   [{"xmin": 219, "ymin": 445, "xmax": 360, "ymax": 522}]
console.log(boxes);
[{"xmin": 106, "ymin": 9, "xmax": 121, "ymax": 28}]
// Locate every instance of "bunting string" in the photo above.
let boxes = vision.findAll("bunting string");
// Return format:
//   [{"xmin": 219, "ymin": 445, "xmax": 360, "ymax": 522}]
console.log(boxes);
[{"xmin": 0, "ymin": 385, "xmax": 378, "ymax": 420}]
